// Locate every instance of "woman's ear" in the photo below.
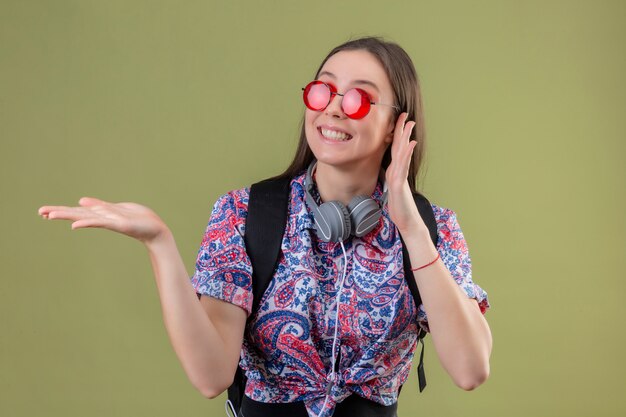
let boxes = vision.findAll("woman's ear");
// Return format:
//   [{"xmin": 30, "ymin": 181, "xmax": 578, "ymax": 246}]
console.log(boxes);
[
  {"xmin": 385, "ymin": 130, "xmax": 394, "ymax": 144},
  {"xmin": 384, "ymin": 117, "xmax": 396, "ymax": 144}
]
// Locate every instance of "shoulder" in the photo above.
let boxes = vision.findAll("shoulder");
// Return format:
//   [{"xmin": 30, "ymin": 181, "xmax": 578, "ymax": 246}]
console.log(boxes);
[
  {"xmin": 210, "ymin": 186, "xmax": 251, "ymax": 223},
  {"xmin": 221, "ymin": 186, "xmax": 250, "ymax": 204},
  {"xmin": 428, "ymin": 202, "xmax": 467, "ymax": 245},
  {"xmin": 428, "ymin": 202, "xmax": 470, "ymax": 258},
  {"xmin": 211, "ymin": 172, "xmax": 307, "ymax": 219},
  {"xmin": 247, "ymin": 172, "xmax": 308, "ymax": 208},
  {"xmin": 430, "ymin": 203, "xmax": 458, "ymax": 228}
]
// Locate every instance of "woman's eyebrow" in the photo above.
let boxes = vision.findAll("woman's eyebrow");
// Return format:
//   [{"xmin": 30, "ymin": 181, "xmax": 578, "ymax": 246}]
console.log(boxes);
[{"xmin": 318, "ymin": 71, "xmax": 380, "ymax": 93}]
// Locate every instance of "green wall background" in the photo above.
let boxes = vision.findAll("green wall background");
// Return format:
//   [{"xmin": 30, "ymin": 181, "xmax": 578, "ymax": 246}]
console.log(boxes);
[{"xmin": 2, "ymin": 0, "xmax": 624, "ymax": 416}]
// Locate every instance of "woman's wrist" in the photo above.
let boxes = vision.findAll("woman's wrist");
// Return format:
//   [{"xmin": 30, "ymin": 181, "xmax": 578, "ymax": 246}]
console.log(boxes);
[
  {"xmin": 400, "ymin": 226, "xmax": 439, "ymax": 267},
  {"xmin": 144, "ymin": 225, "xmax": 175, "ymax": 254},
  {"xmin": 397, "ymin": 221, "xmax": 431, "ymax": 243}
]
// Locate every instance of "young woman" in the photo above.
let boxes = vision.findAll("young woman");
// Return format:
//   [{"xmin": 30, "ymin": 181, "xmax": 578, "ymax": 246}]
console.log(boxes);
[{"xmin": 38, "ymin": 37, "xmax": 491, "ymax": 417}]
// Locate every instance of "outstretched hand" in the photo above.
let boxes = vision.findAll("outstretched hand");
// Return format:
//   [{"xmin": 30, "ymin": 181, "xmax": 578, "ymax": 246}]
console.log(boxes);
[
  {"xmin": 38, "ymin": 197, "xmax": 169, "ymax": 245},
  {"xmin": 385, "ymin": 113, "xmax": 426, "ymax": 235}
]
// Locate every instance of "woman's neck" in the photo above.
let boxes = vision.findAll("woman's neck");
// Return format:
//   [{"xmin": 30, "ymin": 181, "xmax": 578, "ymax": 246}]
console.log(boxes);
[{"xmin": 314, "ymin": 161, "xmax": 381, "ymax": 206}]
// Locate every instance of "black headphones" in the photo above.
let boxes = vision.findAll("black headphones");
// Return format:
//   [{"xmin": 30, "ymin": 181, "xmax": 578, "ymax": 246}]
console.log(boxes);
[{"xmin": 304, "ymin": 160, "xmax": 388, "ymax": 242}]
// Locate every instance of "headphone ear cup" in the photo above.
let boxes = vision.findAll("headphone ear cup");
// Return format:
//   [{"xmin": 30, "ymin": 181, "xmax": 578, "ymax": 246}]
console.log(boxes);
[
  {"xmin": 348, "ymin": 196, "xmax": 382, "ymax": 237},
  {"xmin": 316, "ymin": 201, "xmax": 352, "ymax": 242}
]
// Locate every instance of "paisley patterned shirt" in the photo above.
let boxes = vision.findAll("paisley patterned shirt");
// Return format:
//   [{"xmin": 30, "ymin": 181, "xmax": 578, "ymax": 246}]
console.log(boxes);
[{"xmin": 190, "ymin": 172, "xmax": 489, "ymax": 417}]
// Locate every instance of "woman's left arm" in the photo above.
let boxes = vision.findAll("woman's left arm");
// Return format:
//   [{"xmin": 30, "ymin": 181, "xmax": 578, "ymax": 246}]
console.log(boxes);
[{"xmin": 385, "ymin": 113, "xmax": 492, "ymax": 391}]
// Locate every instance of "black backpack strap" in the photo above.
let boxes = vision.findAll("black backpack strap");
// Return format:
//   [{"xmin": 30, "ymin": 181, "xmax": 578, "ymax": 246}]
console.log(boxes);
[
  {"xmin": 245, "ymin": 177, "xmax": 292, "ymax": 315},
  {"xmin": 399, "ymin": 192, "xmax": 439, "ymax": 392},
  {"xmin": 227, "ymin": 177, "xmax": 292, "ymax": 414},
  {"xmin": 400, "ymin": 192, "xmax": 439, "ymax": 311}
]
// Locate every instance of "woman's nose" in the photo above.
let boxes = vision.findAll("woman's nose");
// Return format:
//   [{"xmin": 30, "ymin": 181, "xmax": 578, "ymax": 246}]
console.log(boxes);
[{"xmin": 324, "ymin": 93, "xmax": 346, "ymax": 119}]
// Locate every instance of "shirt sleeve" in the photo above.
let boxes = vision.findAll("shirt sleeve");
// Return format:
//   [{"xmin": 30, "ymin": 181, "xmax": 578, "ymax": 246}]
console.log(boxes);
[
  {"xmin": 190, "ymin": 188, "xmax": 253, "ymax": 316},
  {"xmin": 416, "ymin": 205, "xmax": 490, "ymax": 333}
]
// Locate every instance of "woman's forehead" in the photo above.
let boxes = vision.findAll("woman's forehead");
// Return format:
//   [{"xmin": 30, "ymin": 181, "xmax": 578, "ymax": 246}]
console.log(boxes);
[{"xmin": 319, "ymin": 50, "xmax": 391, "ymax": 91}]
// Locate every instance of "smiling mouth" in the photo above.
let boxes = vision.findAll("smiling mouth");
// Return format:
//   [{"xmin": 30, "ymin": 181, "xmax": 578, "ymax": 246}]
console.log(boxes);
[{"xmin": 319, "ymin": 127, "xmax": 353, "ymax": 141}]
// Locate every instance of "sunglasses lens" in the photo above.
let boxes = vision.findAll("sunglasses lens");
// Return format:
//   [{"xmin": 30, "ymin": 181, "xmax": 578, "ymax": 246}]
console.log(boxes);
[
  {"xmin": 303, "ymin": 82, "xmax": 330, "ymax": 111},
  {"xmin": 342, "ymin": 88, "xmax": 370, "ymax": 119}
]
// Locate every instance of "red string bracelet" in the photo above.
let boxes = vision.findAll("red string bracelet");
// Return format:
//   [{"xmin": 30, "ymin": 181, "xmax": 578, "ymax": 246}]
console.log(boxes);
[{"xmin": 410, "ymin": 252, "xmax": 440, "ymax": 272}]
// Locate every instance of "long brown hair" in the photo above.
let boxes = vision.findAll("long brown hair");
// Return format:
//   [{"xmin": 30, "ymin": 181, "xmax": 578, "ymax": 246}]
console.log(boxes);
[{"xmin": 273, "ymin": 36, "xmax": 427, "ymax": 193}]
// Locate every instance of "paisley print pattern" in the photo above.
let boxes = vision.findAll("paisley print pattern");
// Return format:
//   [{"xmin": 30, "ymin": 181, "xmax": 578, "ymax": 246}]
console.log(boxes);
[{"xmin": 190, "ymin": 172, "xmax": 490, "ymax": 416}]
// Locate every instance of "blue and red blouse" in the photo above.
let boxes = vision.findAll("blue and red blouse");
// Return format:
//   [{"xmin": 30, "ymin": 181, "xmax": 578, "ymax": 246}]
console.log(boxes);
[{"xmin": 190, "ymin": 172, "xmax": 489, "ymax": 417}]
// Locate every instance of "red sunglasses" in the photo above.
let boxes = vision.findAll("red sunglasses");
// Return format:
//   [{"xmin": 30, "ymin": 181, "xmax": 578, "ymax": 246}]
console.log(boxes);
[{"xmin": 302, "ymin": 80, "xmax": 400, "ymax": 120}]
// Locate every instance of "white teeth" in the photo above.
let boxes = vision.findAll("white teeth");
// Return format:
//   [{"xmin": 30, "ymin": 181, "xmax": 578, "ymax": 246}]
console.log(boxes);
[{"xmin": 321, "ymin": 128, "xmax": 352, "ymax": 141}]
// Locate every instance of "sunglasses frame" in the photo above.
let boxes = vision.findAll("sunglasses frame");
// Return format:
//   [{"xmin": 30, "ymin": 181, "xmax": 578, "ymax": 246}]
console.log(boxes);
[{"xmin": 302, "ymin": 80, "xmax": 400, "ymax": 119}]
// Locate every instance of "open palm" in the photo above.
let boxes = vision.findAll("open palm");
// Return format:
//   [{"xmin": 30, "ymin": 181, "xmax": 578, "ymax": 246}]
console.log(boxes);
[{"xmin": 38, "ymin": 197, "xmax": 167, "ymax": 244}]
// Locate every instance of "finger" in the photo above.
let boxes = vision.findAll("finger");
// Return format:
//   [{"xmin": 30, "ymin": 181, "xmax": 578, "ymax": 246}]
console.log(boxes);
[
  {"xmin": 402, "ymin": 122, "xmax": 415, "ymax": 152},
  {"xmin": 401, "ymin": 140, "xmax": 418, "ymax": 173},
  {"xmin": 397, "ymin": 120, "xmax": 415, "ymax": 145},
  {"xmin": 71, "ymin": 218, "xmax": 112, "ymax": 230},
  {"xmin": 388, "ymin": 139, "xmax": 417, "ymax": 185},
  {"xmin": 391, "ymin": 114, "xmax": 411, "ymax": 158},
  {"xmin": 47, "ymin": 208, "xmax": 94, "ymax": 221},
  {"xmin": 391, "ymin": 113, "xmax": 408, "ymax": 143},
  {"xmin": 404, "ymin": 121, "xmax": 416, "ymax": 141},
  {"xmin": 79, "ymin": 197, "xmax": 109, "ymax": 206},
  {"xmin": 398, "ymin": 122, "xmax": 416, "ymax": 163},
  {"xmin": 39, "ymin": 205, "xmax": 72, "ymax": 216},
  {"xmin": 39, "ymin": 207, "xmax": 77, "ymax": 220},
  {"xmin": 398, "ymin": 131, "xmax": 417, "ymax": 165},
  {"xmin": 395, "ymin": 112, "xmax": 409, "ymax": 130}
]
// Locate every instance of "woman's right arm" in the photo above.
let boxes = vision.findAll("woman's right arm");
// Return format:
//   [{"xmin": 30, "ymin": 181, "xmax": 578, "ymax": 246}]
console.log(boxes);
[{"xmin": 38, "ymin": 197, "xmax": 246, "ymax": 398}]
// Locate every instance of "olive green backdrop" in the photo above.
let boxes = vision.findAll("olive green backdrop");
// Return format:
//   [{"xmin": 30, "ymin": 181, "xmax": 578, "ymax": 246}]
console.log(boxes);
[{"xmin": 1, "ymin": 0, "xmax": 624, "ymax": 416}]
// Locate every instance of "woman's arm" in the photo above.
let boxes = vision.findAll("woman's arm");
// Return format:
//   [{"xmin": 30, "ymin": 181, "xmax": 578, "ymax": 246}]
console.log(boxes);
[
  {"xmin": 38, "ymin": 197, "xmax": 246, "ymax": 398},
  {"xmin": 401, "ymin": 229, "xmax": 492, "ymax": 390},
  {"xmin": 146, "ymin": 231, "xmax": 246, "ymax": 398},
  {"xmin": 384, "ymin": 114, "xmax": 492, "ymax": 390}
]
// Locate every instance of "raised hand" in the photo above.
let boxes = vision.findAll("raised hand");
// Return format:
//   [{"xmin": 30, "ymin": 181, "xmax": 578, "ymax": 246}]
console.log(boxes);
[
  {"xmin": 38, "ymin": 197, "xmax": 169, "ymax": 245},
  {"xmin": 385, "ymin": 112, "xmax": 427, "ymax": 235}
]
